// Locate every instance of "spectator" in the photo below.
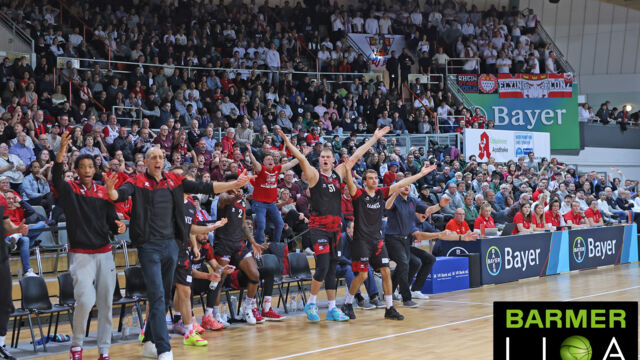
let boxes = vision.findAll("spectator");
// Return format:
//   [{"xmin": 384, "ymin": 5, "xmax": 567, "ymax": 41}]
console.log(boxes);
[
  {"xmin": 9, "ymin": 133, "xmax": 36, "ymax": 167},
  {"xmin": 0, "ymin": 143, "xmax": 26, "ymax": 189},
  {"xmin": 19, "ymin": 161, "xmax": 54, "ymax": 214}
]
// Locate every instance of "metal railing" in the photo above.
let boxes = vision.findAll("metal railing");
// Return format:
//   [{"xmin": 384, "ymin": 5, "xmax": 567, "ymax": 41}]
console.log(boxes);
[
  {"xmin": 437, "ymin": 115, "xmax": 466, "ymax": 134},
  {"xmin": 55, "ymin": 67, "xmax": 106, "ymax": 112},
  {"xmin": 112, "ymin": 105, "xmax": 142, "ymax": 127},
  {"xmin": 322, "ymin": 133, "xmax": 461, "ymax": 154},
  {"xmin": 401, "ymin": 82, "xmax": 437, "ymax": 122},
  {"xmin": 0, "ymin": 12, "xmax": 34, "ymax": 54},
  {"xmin": 445, "ymin": 75, "xmax": 475, "ymax": 111},
  {"xmin": 535, "ymin": 23, "xmax": 575, "ymax": 74},
  {"xmin": 445, "ymin": 57, "xmax": 480, "ymax": 77}
]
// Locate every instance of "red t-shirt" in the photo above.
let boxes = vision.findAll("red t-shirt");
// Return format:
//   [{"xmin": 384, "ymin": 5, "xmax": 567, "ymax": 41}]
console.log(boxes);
[
  {"xmin": 531, "ymin": 215, "xmax": 545, "ymax": 230},
  {"xmin": 563, "ymin": 211, "xmax": 584, "ymax": 226},
  {"xmin": 445, "ymin": 219, "xmax": 471, "ymax": 235},
  {"xmin": 251, "ymin": 165, "xmax": 281, "ymax": 203},
  {"xmin": 584, "ymin": 208, "xmax": 602, "ymax": 224},
  {"xmin": 341, "ymin": 195, "xmax": 354, "ymax": 221},
  {"xmin": 474, "ymin": 215, "xmax": 495, "ymax": 230},
  {"xmin": 382, "ymin": 171, "xmax": 396, "ymax": 186},
  {"xmin": 545, "ymin": 210, "xmax": 561, "ymax": 227},
  {"xmin": 513, "ymin": 212, "xmax": 531, "ymax": 234}
]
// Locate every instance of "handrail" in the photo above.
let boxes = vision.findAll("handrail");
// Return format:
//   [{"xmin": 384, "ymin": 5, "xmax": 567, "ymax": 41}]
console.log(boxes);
[
  {"xmin": 535, "ymin": 24, "xmax": 575, "ymax": 74},
  {"xmin": 445, "ymin": 75, "xmax": 475, "ymax": 110},
  {"xmin": 401, "ymin": 82, "xmax": 436, "ymax": 121},
  {"xmin": 57, "ymin": 68, "xmax": 106, "ymax": 112},
  {"xmin": 0, "ymin": 12, "xmax": 34, "ymax": 53},
  {"xmin": 445, "ymin": 57, "xmax": 480, "ymax": 77}
]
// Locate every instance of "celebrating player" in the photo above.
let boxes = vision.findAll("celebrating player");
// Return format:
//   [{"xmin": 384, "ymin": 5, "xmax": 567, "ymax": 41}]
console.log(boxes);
[
  {"xmin": 278, "ymin": 126, "xmax": 390, "ymax": 322},
  {"xmin": 341, "ymin": 164, "xmax": 437, "ymax": 320}
]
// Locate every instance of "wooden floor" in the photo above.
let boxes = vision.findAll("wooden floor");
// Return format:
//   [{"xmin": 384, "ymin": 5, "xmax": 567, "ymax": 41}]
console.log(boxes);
[{"xmin": 27, "ymin": 262, "xmax": 640, "ymax": 359}]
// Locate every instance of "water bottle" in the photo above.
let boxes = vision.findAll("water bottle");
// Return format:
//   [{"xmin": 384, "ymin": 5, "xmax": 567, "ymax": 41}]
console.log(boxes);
[
  {"xmin": 122, "ymin": 308, "xmax": 132, "ymax": 338},
  {"xmin": 297, "ymin": 292, "xmax": 304, "ymax": 310},
  {"xmin": 221, "ymin": 300, "xmax": 229, "ymax": 322},
  {"xmin": 209, "ymin": 267, "xmax": 223, "ymax": 290},
  {"xmin": 290, "ymin": 291, "xmax": 298, "ymax": 312},
  {"xmin": 230, "ymin": 296, "xmax": 238, "ymax": 318},
  {"xmin": 132, "ymin": 304, "xmax": 140, "ymax": 327}
]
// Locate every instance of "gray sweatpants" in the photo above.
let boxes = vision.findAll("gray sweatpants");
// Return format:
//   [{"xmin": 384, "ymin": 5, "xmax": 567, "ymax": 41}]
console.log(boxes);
[{"xmin": 69, "ymin": 251, "xmax": 116, "ymax": 355}]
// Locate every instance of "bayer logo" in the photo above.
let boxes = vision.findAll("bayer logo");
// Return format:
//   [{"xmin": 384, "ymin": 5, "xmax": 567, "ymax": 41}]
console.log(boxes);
[
  {"xmin": 486, "ymin": 246, "xmax": 502, "ymax": 276},
  {"xmin": 446, "ymin": 247, "xmax": 470, "ymax": 256},
  {"xmin": 573, "ymin": 237, "xmax": 586, "ymax": 263}
]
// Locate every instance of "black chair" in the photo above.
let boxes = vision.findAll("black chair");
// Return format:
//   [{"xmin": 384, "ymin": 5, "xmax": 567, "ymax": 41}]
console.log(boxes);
[
  {"xmin": 258, "ymin": 254, "xmax": 288, "ymax": 313},
  {"xmin": 283, "ymin": 252, "xmax": 313, "ymax": 308},
  {"xmin": 20, "ymin": 276, "xmax": 72, "ymax": 352},
  {"xmin": 57, "ymin": 272, "xmax": 95, "ymax": 337},
  {"xmin": 113, "ymin": 277, "xmax": 143, "ymax": 332},
  {"xmin": 124, "ymin": 266, "xmax": 147, "ymax": 300},
  {"xmin": 9, "ymin": 308, "xmax": 29, "ymax": 349}
]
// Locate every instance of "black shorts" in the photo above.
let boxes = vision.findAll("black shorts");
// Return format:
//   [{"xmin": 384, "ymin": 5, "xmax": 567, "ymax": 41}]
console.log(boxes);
[
  {"xmin": 174, "ymin": 248, "xmax": 193, "ymax": 286},
  {"xmin": 310, "ymin": 228, "xmax": 340, "ymax": 258},
  {"xmin": 214, "ymin": 241, "xmax": 251, "ymax": 267},
  {"xmin": 351, "ymin": 239, "xmax": 390, "ymax": 273}
]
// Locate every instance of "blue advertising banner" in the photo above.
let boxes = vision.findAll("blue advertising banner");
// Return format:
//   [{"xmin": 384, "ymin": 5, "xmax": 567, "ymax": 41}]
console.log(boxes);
[
  {"xmin": 480, "ymin": 232, "xmax": 554, "ymax": 285},
  {"xmin": 432, "ymin": 239, "xmax": 481, "ymax": 257},
  {"xmin": 569, "ymin": 224, "xmax": 638, "ymax": 270}
]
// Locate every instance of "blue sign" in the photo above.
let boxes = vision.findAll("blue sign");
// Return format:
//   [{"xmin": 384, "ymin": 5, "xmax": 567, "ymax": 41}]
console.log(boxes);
[
  {"xmin": 432, "ymin": 239, "xmax": 481, "ymax": 257},
  {"xmin": 423, "ymin": 257, "xmax": 470, "ymax": 294},
  {"xmin": 569, "ymin": 225, "xmax": 638, "ymax": 270}
]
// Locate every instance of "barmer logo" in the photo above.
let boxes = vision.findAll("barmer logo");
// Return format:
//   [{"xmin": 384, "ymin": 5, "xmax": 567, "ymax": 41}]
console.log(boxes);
[
  {"xmin": 494, "ymin": 302, "xmax": 637, "ymax": 360},
  {"xmin": 486, "ymin": 246, "xmax": 502, "ymax": 276},
  {"xmin": 573, "ymin": 237, "xmax": 586, "ymax": 263}
]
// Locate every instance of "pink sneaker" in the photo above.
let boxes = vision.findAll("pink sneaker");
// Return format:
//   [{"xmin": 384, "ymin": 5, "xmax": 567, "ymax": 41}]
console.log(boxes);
[{"xmin": 261, "ymin": 308, "xmax": 286, "ymax": 321}]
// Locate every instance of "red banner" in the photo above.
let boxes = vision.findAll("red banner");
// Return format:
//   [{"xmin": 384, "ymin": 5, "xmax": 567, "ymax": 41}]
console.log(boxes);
[{"xmin": 498, "ymin": 73, "xmax": 573, "ymax": 98}]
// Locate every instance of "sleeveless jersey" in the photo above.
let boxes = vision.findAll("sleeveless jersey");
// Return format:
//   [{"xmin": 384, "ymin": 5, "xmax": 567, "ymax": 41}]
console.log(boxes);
[
  {"xmin": 351, "ymin": 187, "xmax": 390, "ymax": 242},
  {"xmin": 184, "ymin": 196, "xmax": 197, "ymax": 237},
  {"xmin": 309, "ymin": 170, "xmax": 342, "ymax": 232},
  {"xmin": 214, "ymin": 198, "xmax": 246, "ymax": 244}
]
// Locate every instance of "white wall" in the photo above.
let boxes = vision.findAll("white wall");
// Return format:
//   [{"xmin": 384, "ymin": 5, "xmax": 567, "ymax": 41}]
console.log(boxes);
[
  {"xmin": 519, "ymin": 0, "xmax": 640, "ymax": 98},
  {"xmin": 555, "ymin": 147, "xmax": 640, "ymax": 180}
]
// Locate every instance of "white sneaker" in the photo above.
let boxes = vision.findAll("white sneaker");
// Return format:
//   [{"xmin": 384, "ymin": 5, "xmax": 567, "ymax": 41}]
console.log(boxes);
[
  {"xmin": 411, "ymin": 291, "xmax": 430, "ymax": 300},
  {"xmin": 242, "ymin": 305, "xmax": 256, "ymax": 325},
  {"xmin": 142, "ymin": 341, "xmax": 158, "ymax": 358},
  {"xmin": 24, "ymin": 269, "xmax": 37, "ymax": 277},
  {"xmin": 158, "ymin": 351, "xmax": 173, "ymax": 360},
  {"xmin": 215, "ymin": 312, "xmax": 230, "ymax": 328}
]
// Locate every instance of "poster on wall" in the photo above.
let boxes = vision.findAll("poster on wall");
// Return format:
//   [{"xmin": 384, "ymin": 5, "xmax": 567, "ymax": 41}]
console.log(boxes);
[
  {"xmin": 464, "ymin": 128, "xmax": 550, "ymax": 163},
  {"xmin": 347, "ymin": 34, "xmax": 406, "ymax": 70},
  {"xmin": 465, "ymin": 83, "xmax": 579, "ymax": 150},
  {"xmin": 457, "ymin": 74, "xmax": 478, "ymax": 93},
  {"xmin": 498, "ymin": 73, "xmax": 573, "ymax": 98}
]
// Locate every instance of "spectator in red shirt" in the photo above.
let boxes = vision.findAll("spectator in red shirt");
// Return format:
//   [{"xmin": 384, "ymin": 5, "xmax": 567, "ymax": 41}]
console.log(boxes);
[
  {"xmin": 245, "ymin": 144, "xmax": 299, "ymax": 244},
  {"xmin": 584, "ymin": 199, "xmax": 604, "ymax": 227},
  {"xmin": 382, "ymin": 161, "xmax": 399, "ymax": 186},
  {"xmin": 470, "ymin": 108, "xmax": 486, "ymax": 128},
  {"xmin": 305, "ymin": 128, "xmax": 320, "ymax": 145},
  {"xmin": 474, "ymin": 203, "xmax": 496, "ymax": 232},
  {"xmin": 341, "ymin": 185, "xmax": 353, "ymax": 222},
  {"xmin": 531, "ymin": 203, "xmax": 546, "ymax": 231},
  {"xmin": 152, "ymin": 125, "xmax": 173, "ymax": 155},
  {"xmin": 544, "ymin": 200, "xmax": 565, "ymax": 228},
  {"xmin": 445, "ymin": 208, "xmax": 472, "ymax": 236},
  {"xmin": 563, "ymin": 201, "xmax": 587, "ymax": 228},
  {"xmin": 221, "ymin": 128, "xmax": 236, "ymax": 157},
  {"xmin": 513, "ymin": 202, "xmax": 533, "ymax": 235}
]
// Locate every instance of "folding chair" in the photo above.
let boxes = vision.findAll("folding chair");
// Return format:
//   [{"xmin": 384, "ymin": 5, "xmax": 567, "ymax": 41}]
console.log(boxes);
[
  {"xmin": 114, "ymin": 277, "xmax": 142, "ymax": 332},
  {"xmin": 282, "ymin": 253, "xmax": 313, "ymax": 308},
  {"xmin": 20, "ymin": 276, "xmax": 72, "ymax": 352}
]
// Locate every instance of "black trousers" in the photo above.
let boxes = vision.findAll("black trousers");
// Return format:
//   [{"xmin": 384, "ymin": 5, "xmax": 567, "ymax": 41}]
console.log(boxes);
[
  {"xmin": 409, "ymin": 246, "xmax": 436, "ymax": 292},
  {"xmin": 0, "ymin": 244, "xmax": 12, "ymax": 337},
  {"xmin": 385, "ymin": 235, "xmax": 412, "ymax": 302}
]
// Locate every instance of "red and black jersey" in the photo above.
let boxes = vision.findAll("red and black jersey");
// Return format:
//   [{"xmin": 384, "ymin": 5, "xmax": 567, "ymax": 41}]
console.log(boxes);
[
  {"xmin": 215, "ymin": 198, "xmax": 246, "ymax": 245},
  {"xmin": 309, "ymin": 170, "xmax": 342, "ymax": 232},
  {"xmin": 191, "ymin": 242, "xmax": 214, "ymax": 271},
  {"xmin": 351, "ymin": 187, "xmax": 390, "ymax": 242},
  {"xmin": 52, "ymin": 161, "xmax": 119, "ymax": 253},
  {"xmin": 184, "ymin": 196, "xmax": 197, "ymax": 237}
]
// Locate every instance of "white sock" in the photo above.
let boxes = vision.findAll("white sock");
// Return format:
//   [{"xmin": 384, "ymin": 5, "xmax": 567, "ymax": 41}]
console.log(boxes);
[
  {"xmin": 263, "ymin": 296, "xmax": 272, "ymax": 312},
  {"xmin": 344, "ymin": 293, "xmax": 354, "ymax": 304},
  {"xmin": 212, "ymin": 306, "xmax": 219, "ymax": 317},
  {"xmin": 308, "ymin": 294, "xmax": 317, "ymax": 304},
  {"xmin": 328, "ymin": 300, "xmax": 336, "ymax": 310},
  {"xmin": 0, "ymin": 335, "xmax": 5, "ymax": 347},
  {"xmin": 185, "ymin": 323, "xmax": 193, "ymax": 332},
  {"xmin": 385, "ymin": 295, "xmax": 393, "ymax": 309},
  {"xmin": 205, "ymin": 308, "xmax": 213, "ymax": 317},
  {"xmin": 250, "ymin": 297, "xmax": 257, "ymax": 309}
]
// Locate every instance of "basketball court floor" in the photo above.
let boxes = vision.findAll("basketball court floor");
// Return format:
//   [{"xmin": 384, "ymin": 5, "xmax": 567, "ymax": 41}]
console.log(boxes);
[{"xmin": 27, "ymin": 262, "xmax": 640, "ymax": 359}]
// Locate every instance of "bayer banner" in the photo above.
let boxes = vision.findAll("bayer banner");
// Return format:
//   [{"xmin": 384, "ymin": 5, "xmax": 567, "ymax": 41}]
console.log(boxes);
[
  {"xmin": 432, "ymin": 239, "xmax": 481, "ymax": 257},
  {"xmin": 569, "ymin": 225, "xmax": 638, "ymax": 270},
  {"xmin": 464, "ymin": 129, "xmax": 550, "ymax": 163},
  {"xmin": 480, "ymin": 233, "xmax": 556, "ymax": 285}
]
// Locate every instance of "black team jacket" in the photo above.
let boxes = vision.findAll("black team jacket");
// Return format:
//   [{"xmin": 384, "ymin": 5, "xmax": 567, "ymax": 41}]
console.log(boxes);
[
  {"xmin": 114, "ymin": 171, "xmax": 216, "ymax": 248},
  {"xmin": 52, "ymin": 161, "xmax": 119, "ymax": 253}
]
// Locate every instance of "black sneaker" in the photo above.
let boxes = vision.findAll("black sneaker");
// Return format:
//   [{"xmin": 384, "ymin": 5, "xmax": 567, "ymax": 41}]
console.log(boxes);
[
  {"xmin": 340, "ymin": 303, "xmax": 356, "ymax": 320},
  {"xmin": 403, "ymin": 300, "xmax": 418, "ymax": 308},
  {"xmin": 355, "ymin": 294, "xmax": 365, "ymax": 307},
  {"xmin": 369, "ymin": 297, "xmax": 385, "ymax": 308},
  {"xmin": 384, "ymin": 306, "xmax": 405, "ymax": 320},
  {"xmin": 0, "ymin": 345, "xmax": 16, "ymax": 360}
]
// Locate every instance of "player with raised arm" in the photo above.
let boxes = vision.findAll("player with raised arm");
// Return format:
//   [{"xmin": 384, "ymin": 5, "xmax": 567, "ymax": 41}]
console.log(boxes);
[
  {"xmin": 278, "ymin": 126, "xmax": 390, "ymax": 322},
  {"xmin": 53, "ymin": 132, "xmax": 126, "ymax": 360},
  {"xmin": 340, "ymin": 164, "xmax": 437, "ymax": 320},
  {"xmin": 213, "ymin": 173, "xmax": 268, "ymax": 325},
  {"xmin": 245, "ymin": 143, "xmax": 299, "ymax": 245}
]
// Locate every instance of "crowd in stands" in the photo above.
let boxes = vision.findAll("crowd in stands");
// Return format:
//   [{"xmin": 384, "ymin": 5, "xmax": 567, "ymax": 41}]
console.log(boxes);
[{"xmin": 579, "ymin": 101, "xmax": 640, "ymax": 130}]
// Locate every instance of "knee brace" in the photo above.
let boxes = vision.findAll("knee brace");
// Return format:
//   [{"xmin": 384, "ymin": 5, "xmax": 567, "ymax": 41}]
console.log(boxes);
[
  {"xmin": 323, "ymin": 258, "xmax": 338, "ymax": 290},
  {"xmin": 312, "ymin": 252, "xmax": 331, "ymax": 282}
]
